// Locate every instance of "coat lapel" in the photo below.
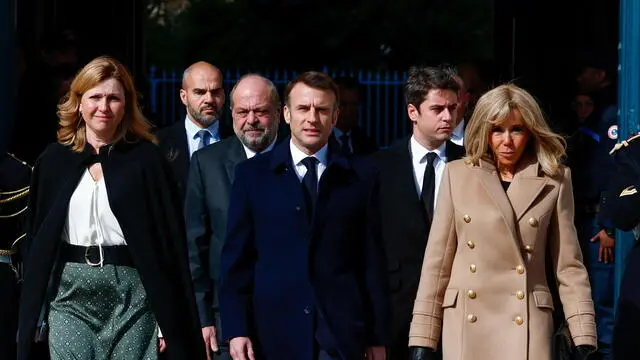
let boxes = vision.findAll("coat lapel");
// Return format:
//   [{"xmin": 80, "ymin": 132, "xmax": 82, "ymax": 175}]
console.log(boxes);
[
  {"xmin": 475, "ymin": 160, "xmax": 518, "ymax": 242},
  {"xmin": 224, "ymin": 137, "xmax": 247, "ymax": 184},
  {"xmin": 506, "ymin": 160, "xmax": 549, "ymax": 221}
]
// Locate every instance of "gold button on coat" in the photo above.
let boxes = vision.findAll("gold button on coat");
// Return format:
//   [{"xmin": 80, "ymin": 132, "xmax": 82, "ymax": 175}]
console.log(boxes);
[
  {"xmin": 467, "ymin": 241, "xmax": 475, "ymax": 249},
  {"xmin": 467, "ymin": 314, "xmax": 477, "ymax": 323},
  {"xmin": 463, "ymin": 214, "xmax": 471, "ymax": 223},
  {"xmin": 515, "ymin": 316, "xmax": 524, "ymax": 325},
  {"xmin": 528, "ymin": 217, "xmax": 538, "ymax": 227},
  {"xmin": 516, "ymin": 265, "xmax": 525, "ymax": 274},
  {"xmin": 470, "ymin": 264, "xmax": 477, "ymax": 273},
  {"xmin": 516, "ymin": 290, "xmax": 525, "ymax": 300},
  {"xmin": 467, "ymin": 290, "xmax": 477, "ymax": 299},
  {"xmin": 524, "ymin": 245, "xmax": 533, "ymax": 252}
]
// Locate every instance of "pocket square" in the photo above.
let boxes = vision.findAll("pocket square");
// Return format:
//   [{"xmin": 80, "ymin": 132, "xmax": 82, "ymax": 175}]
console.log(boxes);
[{"xmin": 620, "ymin": 186, "xmax": 637, "ymax": 197}]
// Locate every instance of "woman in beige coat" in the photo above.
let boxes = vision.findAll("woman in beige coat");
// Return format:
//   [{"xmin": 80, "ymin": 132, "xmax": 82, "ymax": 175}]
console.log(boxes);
[{"xmin": 408, "ymin": 84, "xmax": 597, "ymax": 360}]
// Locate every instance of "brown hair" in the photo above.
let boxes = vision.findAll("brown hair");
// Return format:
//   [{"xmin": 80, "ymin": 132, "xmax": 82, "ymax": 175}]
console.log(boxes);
[
  {"xmin": 57, "ymin": 55, "xmax": 155, "ymax": 152},
  {"xmin": 284, "ymin": 71, "xmax": 339, "ymax": 108}
]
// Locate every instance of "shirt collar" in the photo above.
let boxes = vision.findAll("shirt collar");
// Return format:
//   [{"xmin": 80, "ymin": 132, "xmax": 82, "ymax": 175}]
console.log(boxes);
[
  {"xmin": 184, "ymin": 116, "xmax": 220, "ymax": 140},
  {"xmin": 242, "ymin": 135, "xmax": 279, "ymax": 159},
  {"xmin": 451, "ymin": 118, "xmax": 465, "ymax": 145},
  {"xmin": 410, "ymin": 135, "xmax": 447, "ymax": 163},
  {"xmin": 290, "ymin": 139, "xmax": 329, "ymax": 167}
]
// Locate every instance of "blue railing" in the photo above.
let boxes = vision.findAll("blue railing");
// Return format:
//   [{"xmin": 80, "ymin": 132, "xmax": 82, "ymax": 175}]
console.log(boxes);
[{"xmin": 148, "ymin": 66, "xmax": 409, "ymax": 147}]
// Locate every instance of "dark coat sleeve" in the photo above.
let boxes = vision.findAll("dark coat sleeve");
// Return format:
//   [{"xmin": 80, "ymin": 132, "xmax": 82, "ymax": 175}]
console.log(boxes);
[
  {"xmin": 185, "ymin": 150, "xmax": 214, "ymax": 327},
  {"xmin": 599, "ymin": 143, "xmax": 640, "ymax": 231},
  {"xmin": 363, "ymin": 169, "xmax": 391, "ymax": 346},
  {"xmin": 219, "ymin": 162, "xmax": 256, "ymax": 341},
  {"xmin": 136, "ymin": 146, "xmax": 206, "ymax": 359}
]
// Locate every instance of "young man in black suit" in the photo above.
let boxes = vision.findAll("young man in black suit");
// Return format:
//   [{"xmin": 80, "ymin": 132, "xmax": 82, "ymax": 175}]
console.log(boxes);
[
  {"xmin": 157, "ymin": 61, "xmax": 231, "ymax": 200},
  {"xmin": 373, "ymin": 66, "xmax": 463, "ymax": 360},
  {"xmin": 185, "ymin": 74, "xmax": 283, "ymax": 360}
]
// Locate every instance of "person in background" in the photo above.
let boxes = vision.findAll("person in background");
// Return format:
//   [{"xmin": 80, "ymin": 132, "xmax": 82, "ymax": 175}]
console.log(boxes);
[
  {"xmin": 17, "ymin": 56, "xmax": 205, "ymax": 360},
  {"xmin": 331, "ymin": 76, "xmax": 378, "ymax": 155},
  {"xmin": 157, "ymin": 61, "xmax": 231, "ymax": 200},
  {"xmin": 408, "ymin": 84, "xmax": 596, "ymax": 360}
]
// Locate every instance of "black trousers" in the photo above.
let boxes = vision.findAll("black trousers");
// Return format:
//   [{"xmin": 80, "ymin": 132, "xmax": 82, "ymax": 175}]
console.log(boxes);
[{"xmin": 0, "ymin": 263, "xmax": 18, "ymax": 360}]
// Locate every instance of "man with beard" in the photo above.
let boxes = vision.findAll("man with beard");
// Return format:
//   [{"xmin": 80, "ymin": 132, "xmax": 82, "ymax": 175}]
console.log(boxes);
[
  {"xmin": 185, "ymin": 74, "xmax": 284, "ymax": 360},
  {"xmin": 157, "ymin": 61, "xmax": 232, "ymax": 201}
]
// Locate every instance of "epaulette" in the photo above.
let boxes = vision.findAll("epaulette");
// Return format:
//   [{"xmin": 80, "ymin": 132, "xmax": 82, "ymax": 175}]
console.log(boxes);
[
  {"xmin": 5, "ymin": 152, "xmax": 33, "ymax": 169},
  {"xmin": 610, "ymin": 133, "xmax": 640, "ymax": 155}
]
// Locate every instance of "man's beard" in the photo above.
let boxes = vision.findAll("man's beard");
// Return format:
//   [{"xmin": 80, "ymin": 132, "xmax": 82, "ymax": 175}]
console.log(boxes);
[
  {"xmin": 239, "ymin": 125, "xmax": 276, "ymax": 153},
  {"xmin": 187, "ymin": 103, "xmax": 221, "ymax": 127}
]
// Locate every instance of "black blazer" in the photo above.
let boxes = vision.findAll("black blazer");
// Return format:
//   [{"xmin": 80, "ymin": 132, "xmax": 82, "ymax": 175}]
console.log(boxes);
[
  {"xmin": 17, "ymin": 141, "xmax": 206, "ymax": 360},
  {"xmin": 330, "ymin": 126, "xmax": 379, "ymax": 156},
  {"xmin": 156, "ymin": 120, "xmax": 232, "ymax": 201},
  {"xmin": 372, "ymin": 137, "xmax": 464, "ymax": 358}
]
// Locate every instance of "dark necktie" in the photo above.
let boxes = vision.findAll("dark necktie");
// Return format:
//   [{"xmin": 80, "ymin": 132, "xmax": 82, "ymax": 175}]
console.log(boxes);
[
  {"xmin": 339, "ymin": 133, "xmax": 351, "ymax": 155},
  {"xmin": 421, "ymin": 152, "xmax": 438, "ymax": 222},
  {"xmin": 197, "ymin": 129, "xmax": 211, "ymax": 150},
  {"xmin": 301, "ymin": 156, "xmax": 319, "ymax": 217}
]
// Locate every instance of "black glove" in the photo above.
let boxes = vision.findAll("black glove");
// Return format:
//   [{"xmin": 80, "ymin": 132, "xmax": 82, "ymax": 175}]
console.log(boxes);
[
  {"xmin": 408, "ymin": 346, "xmax": 437, "ymax": 360},
  {"xmin": 572, "ymin": 345, "xmax": 596, "ymax": 360}
]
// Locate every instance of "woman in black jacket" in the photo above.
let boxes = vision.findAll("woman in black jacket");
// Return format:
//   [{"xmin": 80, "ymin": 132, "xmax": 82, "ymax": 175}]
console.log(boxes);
[{"xmin": 17, "ymin": 56, "xmax": 205, "ymax": 360}]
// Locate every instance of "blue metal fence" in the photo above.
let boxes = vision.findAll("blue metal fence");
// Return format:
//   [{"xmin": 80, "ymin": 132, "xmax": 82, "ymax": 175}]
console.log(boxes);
[{"xmin": 148, "ymin": 66, "xmax": 409, "ymax": 147}]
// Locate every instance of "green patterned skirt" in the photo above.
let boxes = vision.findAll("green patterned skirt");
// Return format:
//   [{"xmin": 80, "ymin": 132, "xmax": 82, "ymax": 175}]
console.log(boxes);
[{"xmin": 48, "ymin": 262, "xmax": 158, "ymax": 360}]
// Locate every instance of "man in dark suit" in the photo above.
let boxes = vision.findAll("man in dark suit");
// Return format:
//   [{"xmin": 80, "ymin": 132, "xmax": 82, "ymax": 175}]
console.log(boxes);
[
  {"xmin": 186, "ymin": 74, "xmax": 283, "ymax": 360},
  {"xmin": 220, "ymin": 72, "xmax": 390, "ymax": 360},
  {"xmin": 372, "ymin": 66, "xmax": 463, "ymax": 360},
  {"xmin": 331, "ymin": 76, "xmax": 378, "ymax": 156},
  {"xmin": 157, "ymin": 61, "xmax": 231, "ymax": 200}
]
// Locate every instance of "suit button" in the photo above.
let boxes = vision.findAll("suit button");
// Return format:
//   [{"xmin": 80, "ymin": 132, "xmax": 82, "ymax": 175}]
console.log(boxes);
[
  {"xmin": 516, "ymin": 265, "xmax": 525, "ymax": 274},
  {"xmin": 524, "ymin": 245, "xmax": 533, "ymax": 252},
  {"xmin": 467, "ymin": 241, "xmax": 475, "ymax": 249},
  {"xmin": 304, "ymin": 306, "xmax": 312, "ymax": 315},
  {"xmin": 528, "ymin": 217, "xmax": 538, "ymax": 227},
  {"xmin": 463, "ymin": 214, "xmax": 471, "ymax": 223},
  {"xmin": 514, "ymin": 316, "xmax": 524, "ymax": 325},
  {"xmin": 470, "ymin": 264, "xmax": 477, "ymax": 273},
  {"xmin": 467, "ymin": 314, "xmax": 477, "ymax": 323},
  {"xmin": 467, "ymin": 290, "xmax": 477, "ymax": 299},
  {"xmin": 516, "ymin": 290, "xmax": 525, "ymax": 300}
]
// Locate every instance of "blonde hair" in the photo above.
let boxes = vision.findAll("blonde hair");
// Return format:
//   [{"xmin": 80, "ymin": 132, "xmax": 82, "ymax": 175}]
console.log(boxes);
[
  {"xmin": 464, "ymin": 84, "xmax": 566, "ymax": 176},
  {"xmin": 57, "ymin": 56, "xmax": 156, "ymax": 152}
]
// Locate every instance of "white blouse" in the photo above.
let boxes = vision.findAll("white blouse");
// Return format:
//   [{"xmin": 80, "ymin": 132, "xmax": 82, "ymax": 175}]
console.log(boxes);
[{"xmin": 63, "ymin": 169, "xmax": 126, "ymax": 246}]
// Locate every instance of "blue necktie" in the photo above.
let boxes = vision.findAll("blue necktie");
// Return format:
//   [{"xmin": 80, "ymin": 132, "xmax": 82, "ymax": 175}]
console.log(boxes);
[{"xmin": 197, "ymin": 129, "xmax": 211, "ymax": 150}]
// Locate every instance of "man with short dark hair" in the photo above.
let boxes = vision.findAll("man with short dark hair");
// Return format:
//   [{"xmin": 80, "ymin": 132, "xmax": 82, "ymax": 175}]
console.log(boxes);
[
  {"xmin": 220, "ymin": 71, "xmax": 390, "ymax": 360},
  {"xmin": 332, "ymin": 76, "xmax": 378, "ymax": 155},
  {"xmin": 373, "ymin": 65, "xmax": 463, "ymax": 360}
]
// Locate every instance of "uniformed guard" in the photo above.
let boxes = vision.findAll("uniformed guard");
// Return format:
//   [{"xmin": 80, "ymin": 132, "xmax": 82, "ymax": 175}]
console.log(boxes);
[
  {"xmin": 0, "ymin": 152, "xmax": 31, "ymax": 359},
  {"xmin": 598, "ymin": 133, "xmax": 640, "ymax": 360}
]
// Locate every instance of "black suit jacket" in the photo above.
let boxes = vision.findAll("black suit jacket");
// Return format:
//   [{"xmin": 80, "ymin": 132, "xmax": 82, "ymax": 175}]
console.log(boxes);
[
  {"xmin": 17, "ymin": 141, "xmax": 205, "ymax": 360},
  {"xmin": 331, "ymin": 126, "xmax": 378, "ymax": 156},
  {"xmin": 156, "ymin": 120, "xmax": 232, "ymax": 201},
  {"xmin": 372, "ymin": 137, "xmax": 464, "ymax": 359}
]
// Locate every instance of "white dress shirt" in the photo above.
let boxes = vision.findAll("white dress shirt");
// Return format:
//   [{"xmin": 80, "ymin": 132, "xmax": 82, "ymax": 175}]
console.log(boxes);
[
  {"xmin": 185, "ymin": 117, "xmax": 221, "ymax": 158},
  {"xmin": 410, "ymin": 136, "xmax": 448, "ymax": 209},
  {"xmin": 451, "ymin": 118, "xmax": 465, "ymax": 146},
  {"xmin": 241, "ymin": 135, "xmax": 279, "ymax": 159},
  {"xmin": 290, "ymin": 140, "xmax": 329, "ymax": 187},
  {"xmin": 63, "ymin": 169, "xmax": 126, "ymax": 246}
]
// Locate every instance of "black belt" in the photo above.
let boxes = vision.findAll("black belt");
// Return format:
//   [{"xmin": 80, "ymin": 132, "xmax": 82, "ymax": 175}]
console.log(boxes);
[{"xmin": 59, "ymin": 243, "xmax": 135, "ymax": 267}]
